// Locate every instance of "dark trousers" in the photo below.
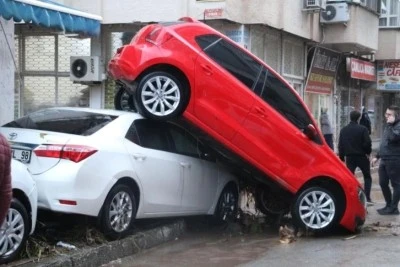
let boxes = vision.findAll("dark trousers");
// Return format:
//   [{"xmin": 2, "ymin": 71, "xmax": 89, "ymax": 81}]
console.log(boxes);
[
  {"xmin": 324, "ymin": 134, "xmax": 334, "ymax": 150},
  {"xmin": 346, "ymin": 155, "xmax": 372, "ymax": 201},
  {"xmin": 379, "ymin": 159, "xmax": 400, "ymax": 209}
]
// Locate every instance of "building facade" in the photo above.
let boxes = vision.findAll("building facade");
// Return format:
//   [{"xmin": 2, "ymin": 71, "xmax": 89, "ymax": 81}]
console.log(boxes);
[
  {"xmin": 0, "ymin": 0, "xmax": 101, "ymax": 124},
  {"xmin": 2, "ymin": 0, "xmax": 396, "ymax": 149}
]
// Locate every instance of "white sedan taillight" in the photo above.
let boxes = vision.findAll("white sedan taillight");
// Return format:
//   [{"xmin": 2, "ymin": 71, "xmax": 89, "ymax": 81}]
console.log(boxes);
[{"xmin": 34, "ymin": 144, "xmax": 97, "ymax": 163}]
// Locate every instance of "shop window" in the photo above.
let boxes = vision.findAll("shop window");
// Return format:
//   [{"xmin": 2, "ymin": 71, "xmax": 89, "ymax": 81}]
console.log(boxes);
[
  {"xmin": 16, "ymin": 32, "xmax": 91, "ymax": 116},
  {"xmin": 283, "ymin": 39, "xmax": 304, "ymax": 79},
  {"xmin": 25, "ymin": 36, "xmax": 55, "ymax": 71},
  {"xmin": 265, "ymin": 33, "xmax": 280, "ymax": 72}
]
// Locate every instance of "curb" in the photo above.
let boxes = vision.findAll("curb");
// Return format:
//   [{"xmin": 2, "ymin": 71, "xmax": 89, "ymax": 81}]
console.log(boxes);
[{"xmin": 23, "ymin": 220, "xmax": 186, "ymax": 267}]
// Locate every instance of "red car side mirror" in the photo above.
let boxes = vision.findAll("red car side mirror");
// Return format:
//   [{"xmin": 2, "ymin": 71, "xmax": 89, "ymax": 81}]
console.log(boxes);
[{"xmin": 304, "ymin": 124, "xmax": 317, "ymax": 140}]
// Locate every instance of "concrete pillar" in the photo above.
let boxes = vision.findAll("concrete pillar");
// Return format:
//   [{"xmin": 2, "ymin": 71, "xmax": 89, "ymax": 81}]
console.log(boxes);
[
  {"xmin": 89, "ymin": 35, "xmax": 104, "ymax": 109},
  {"xmin": 0, "ymin": 18, "xmax": 15, "ymax": 124}
]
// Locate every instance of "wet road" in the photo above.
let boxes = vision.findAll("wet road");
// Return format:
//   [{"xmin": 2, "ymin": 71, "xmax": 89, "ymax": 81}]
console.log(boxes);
[{"xmin": 104, "ymin": 172, "xmax": 400, "ymax": 267}]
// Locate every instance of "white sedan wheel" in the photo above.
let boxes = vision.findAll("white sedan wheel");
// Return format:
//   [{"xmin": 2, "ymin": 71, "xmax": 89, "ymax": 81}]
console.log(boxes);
[
  {"xmin": 108, "ymin": 191, "xmax": 134, "ymax": 233},
  {"xmin": 101, "ymin": 184, "xmax": 137, "ymax": 240},
  {"xmin": 0, "ymin": 199, "xmax": 28, "ymax": 263}
]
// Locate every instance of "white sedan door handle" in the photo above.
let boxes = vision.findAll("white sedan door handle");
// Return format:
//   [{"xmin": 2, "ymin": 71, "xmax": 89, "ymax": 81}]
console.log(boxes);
[
  {"xmin": 180, "ymin": 162, "xmax": 191, "ymax": 168},
  {"xmin": 132, "ymin": 153, "xmax": 146, "ymax": 161}
]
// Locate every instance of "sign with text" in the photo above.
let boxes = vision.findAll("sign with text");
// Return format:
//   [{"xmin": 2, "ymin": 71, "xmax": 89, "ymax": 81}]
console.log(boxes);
[
  {"xmin": 377, "ymin": 60, "xmax": 400, "ymax": 91},
  {"xmin": 348, "ymin": 58, "xmax": 376, "ymax": 81},
  {"xmin": 204, "ymin": 8, "xmax": 223, "ymax": 18},
  {"xmin": 305, "ymin": 47, "xmax": 341, "ymax": 94}
]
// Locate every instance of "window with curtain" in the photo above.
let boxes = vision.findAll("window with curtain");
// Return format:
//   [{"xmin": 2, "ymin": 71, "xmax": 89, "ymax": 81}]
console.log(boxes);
[{"xmin": 380, "ymin": 0, "xmax": 400, "ymax": 27}]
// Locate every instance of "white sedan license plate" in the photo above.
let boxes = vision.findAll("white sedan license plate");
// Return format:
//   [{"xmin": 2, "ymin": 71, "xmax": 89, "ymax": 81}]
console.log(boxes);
[{"xmin": 12, "ymin": 148, "xmax": 32, "ymax": 163}]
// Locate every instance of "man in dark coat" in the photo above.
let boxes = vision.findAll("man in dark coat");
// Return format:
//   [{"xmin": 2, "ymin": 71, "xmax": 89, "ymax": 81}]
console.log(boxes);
[
  {"xmin": 0, "ymin": 133, "xmax": 12, "ymax": 224},
  {"xmin": 338, "ymin": 110, "xmax": 372, "ymax": 204},
  {"xmin": 360, "ymin": 107, "xmax": 372, "ymax": 135},
  {"xmin": 372, "ymin": 105, "xmax": 400, "ymax": 215}
]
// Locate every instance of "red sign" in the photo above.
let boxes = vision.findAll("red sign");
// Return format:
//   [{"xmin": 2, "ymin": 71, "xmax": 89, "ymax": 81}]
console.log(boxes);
[
  {"xmin": 204, "ymin": 8, "xmax": 223, "ymax": 18},
  {"xmin": 305, "ymin": 47, "xmax": 341, "ymax": 95},
  {"xmin": 349, "ymin": 58, "xmax": 376, "ymax": 81}
]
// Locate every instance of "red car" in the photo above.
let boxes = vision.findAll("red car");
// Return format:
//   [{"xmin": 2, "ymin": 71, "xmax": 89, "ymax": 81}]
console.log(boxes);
[{"xmin": 108, "ymin": 17, "xmax": 366, "ymax": 232}]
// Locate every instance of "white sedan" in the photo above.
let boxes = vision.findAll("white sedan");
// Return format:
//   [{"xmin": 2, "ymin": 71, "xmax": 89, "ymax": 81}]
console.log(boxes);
[
  {"xmin": 0, "ymin": 159, "xmax": 38, "ymax": 264},
  {"xmin": 1, "ymin": 108, "xmax": 238, "ymax": 239}
]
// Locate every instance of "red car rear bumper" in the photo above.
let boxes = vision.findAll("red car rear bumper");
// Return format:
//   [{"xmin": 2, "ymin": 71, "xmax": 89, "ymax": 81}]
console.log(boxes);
[{"xmin": 108, "ymin": 57, "xmax": 137, "ymax": 81}]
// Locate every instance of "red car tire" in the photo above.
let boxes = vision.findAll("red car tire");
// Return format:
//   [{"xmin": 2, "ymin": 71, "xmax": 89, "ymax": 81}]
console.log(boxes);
[{"xmin": 135, "ymin": 71, "xmax": 188, "ymax": 121}]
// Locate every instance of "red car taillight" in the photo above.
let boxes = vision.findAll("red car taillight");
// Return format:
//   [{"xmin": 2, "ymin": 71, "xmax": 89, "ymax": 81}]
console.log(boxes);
[
  {"xmin": 146, "ymin": 27, "xmax": 162, "ymax": 44},
  {"xmin": 146, "ymin": 27, "xmax": 173, "ymax": 45},
  {"xmin": 116, "ymin": 46, "xmax": 124, "ymax": 54},
  {"xmin": 34, "ymin": 144, "xmax": 97, "ymax": 163}
]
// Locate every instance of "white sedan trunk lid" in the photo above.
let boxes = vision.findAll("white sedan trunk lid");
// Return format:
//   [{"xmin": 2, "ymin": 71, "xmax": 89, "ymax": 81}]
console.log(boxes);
[{"xmin": 1, "ymin": 128, "xmax": 70, "ymax": 174}]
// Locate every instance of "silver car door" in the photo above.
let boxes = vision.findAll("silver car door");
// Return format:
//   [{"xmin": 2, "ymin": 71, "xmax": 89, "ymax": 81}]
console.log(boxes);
[{"xmin": 166, "ymin": 123, "xmax": 218, "ymax": 212}]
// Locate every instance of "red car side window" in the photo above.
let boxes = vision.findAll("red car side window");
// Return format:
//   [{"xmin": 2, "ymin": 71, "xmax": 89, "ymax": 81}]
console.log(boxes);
[{"xmin": 196, "ymin": 34, "xmax": 261, "ymax": 90}]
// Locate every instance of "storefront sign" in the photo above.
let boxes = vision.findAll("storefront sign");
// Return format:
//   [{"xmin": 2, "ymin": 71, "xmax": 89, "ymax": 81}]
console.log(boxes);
[
  {"xmin": 204, "ymin": 8, "xmax": 223, "ymax": 18},
  {"xmin": 348, "ymin": 58, "xmax": 376, "ymax": 81},
  {"xmin": 305, "ymin": 47, "xmax": 341, "ymax": 94},
  {"xmin": 377, "ymin": 60, "xmax": 400, "ymax": 91}
]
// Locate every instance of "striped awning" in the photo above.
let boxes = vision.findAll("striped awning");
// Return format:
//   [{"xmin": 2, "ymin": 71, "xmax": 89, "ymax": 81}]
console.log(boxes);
[{"xmin": 0, "ymin": 0, "xmax": 102, "ymax": 36}]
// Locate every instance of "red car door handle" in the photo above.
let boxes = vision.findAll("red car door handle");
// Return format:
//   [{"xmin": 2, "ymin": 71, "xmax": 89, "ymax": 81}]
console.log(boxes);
[
  {"xmin": 200, "ymin": 64, "xmax": 213, "ymax": 76},
  {"xmin": 254, "ymin": 107, "xmax": 266, "ymax": 118}
]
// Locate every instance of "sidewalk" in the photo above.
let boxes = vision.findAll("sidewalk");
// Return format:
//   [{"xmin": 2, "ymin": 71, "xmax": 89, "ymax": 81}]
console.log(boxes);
[{"xmin": 20, "ymin": 220, "xmax": 186, "ymax": 267}]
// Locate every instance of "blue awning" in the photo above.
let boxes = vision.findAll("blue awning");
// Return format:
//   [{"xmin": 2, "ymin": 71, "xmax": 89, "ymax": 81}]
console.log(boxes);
[{"xmin": 0, "ymin": 0, "xmax": 102, "ymax": 36}]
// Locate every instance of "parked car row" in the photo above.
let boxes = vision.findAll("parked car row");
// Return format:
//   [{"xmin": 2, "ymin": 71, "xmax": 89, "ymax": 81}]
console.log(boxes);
[{"xmin": 1, "ymin": 108, "xmax": 239, "ymax": 244}]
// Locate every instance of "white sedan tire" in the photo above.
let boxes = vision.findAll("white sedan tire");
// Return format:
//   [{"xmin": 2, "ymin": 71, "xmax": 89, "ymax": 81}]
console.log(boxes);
[{"xmin": 0, "ymin": 198, "xmax": 29, "ymax": 264}]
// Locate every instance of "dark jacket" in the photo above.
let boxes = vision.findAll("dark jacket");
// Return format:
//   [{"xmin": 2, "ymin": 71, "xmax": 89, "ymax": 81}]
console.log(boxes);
[
  {"xmin": 0, "ymin": 133, "xmax": 12, "ymax": 224},
  {"xmin": 377, "ymin": 119, "xmax": 400, "ymax": 160},
  {"xmin": 359, "ymin": 111, "xmax": 371, "ymax": 134},
  {"xmin": 338, "ymin": 121, "xmax": 372, "ymax": 161}
]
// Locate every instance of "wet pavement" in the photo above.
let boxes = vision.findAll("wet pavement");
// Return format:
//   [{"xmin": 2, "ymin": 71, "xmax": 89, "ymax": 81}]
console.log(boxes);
[{"xmin": 103, "ymin": 171, "xmax": 400, "ymax": 267}]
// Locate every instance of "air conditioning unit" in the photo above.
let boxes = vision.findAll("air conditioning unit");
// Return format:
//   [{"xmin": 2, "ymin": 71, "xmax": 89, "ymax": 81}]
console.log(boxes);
[
  {"xmin": 320, "ymin": 3, "xmax": 350, "ymax": 24},
  {"xmin": 305, "ymin": 0, "xmax": 327, "ymax": 10},
  {"xmin": 70, "ymin": 56, "xmax": 103, "ymax": 82}
]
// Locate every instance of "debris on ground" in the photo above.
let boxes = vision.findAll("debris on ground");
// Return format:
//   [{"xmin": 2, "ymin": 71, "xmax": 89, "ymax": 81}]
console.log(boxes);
[
  {"xmin": 342, "ymin": 235, "xmax": 357, "ymax": 241},
  {"xmin": 15, "ymin": 213, "xmax": 107, "ymax": 264},
  {"xmin": 362, "ymin": 221, "xmax": 400, "ymax": 236},
  {"xmin": 279, "ymin": 225, "xmax": 296, "ymax": 244},
  {"xmin": 56, "ymin": 241, "xmax": 77, "ymax": 250}
]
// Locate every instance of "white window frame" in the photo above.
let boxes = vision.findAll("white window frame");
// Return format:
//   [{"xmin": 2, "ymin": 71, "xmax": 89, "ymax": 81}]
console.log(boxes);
[
  {"xmin": 380, "ymin": 0, "xmax": 400, "ymax": 27},
  {"xmin": 282, "ymin": 38, "xmax": 304, "ymax": 80}
]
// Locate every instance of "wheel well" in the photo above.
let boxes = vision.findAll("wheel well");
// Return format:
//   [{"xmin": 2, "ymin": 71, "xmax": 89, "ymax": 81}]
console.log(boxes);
[
  {"xmin": 299, "ymin": 177, "xmax": 346, "ymax": 215},
  {"xmin": 12, "ymin": 189, "xmax": 32, "ymax": 229},
  {"xmin": 224, "ymin": 181, "xmax": 239, "ymax": 194},
  {"xmin": 137, "ymin": 64, "xmax": 191, "ymax": 99},
  {"xmin": 115, "ymin": 177, "xmax": 140, "ymax": 210}
]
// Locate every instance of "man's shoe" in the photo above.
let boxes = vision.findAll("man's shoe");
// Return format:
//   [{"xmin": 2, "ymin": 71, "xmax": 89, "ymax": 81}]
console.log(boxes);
[
  {"xmin": 377, "ymin": 206, "xmax": 390, "ymax": 213},
  {"xmin": 378, "ymin": 207, "xmax": 400, "ymax": 215},
  {"xmin": 367, "ymin": 200, "xmax": 374, "ymax": 207}
]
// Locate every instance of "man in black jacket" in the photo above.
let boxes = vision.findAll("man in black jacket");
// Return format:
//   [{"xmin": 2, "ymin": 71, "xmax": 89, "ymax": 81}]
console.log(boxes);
[
  {"xmin": 372, "ymin": 105, "xmax": 400, "ymax": 215},
  {"xmin": 339, "ymin": 110, "xmax": 372, "ymax": 204}
]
